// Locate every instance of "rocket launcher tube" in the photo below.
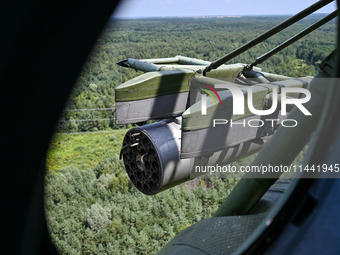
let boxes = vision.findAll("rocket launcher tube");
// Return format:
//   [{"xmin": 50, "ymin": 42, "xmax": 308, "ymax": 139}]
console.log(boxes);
[{"xmin": 117, "ymin": 58, "xmax": 162, "ymax": 72}]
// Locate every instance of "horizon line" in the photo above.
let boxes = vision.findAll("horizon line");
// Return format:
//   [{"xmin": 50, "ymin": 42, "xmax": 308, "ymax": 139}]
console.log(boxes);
[{"xmin": 111, "ymin": 13, "xmax": 332, "ymax": 20}]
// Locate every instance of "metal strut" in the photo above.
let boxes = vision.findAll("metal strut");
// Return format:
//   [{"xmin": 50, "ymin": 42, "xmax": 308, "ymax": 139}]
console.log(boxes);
[
  {"xmin": 203, "ymin": 0, "xmax": 334, "ymax": 75},
  {"xmin": 249, "ymin": 10, "xmax": 338, "ymax": 69}
]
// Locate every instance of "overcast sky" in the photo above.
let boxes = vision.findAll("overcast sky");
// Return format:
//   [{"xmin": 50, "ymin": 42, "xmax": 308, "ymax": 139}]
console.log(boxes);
[{"xmin": 113, "ymin": 0, "xmax": 336, "ymax": 18}]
